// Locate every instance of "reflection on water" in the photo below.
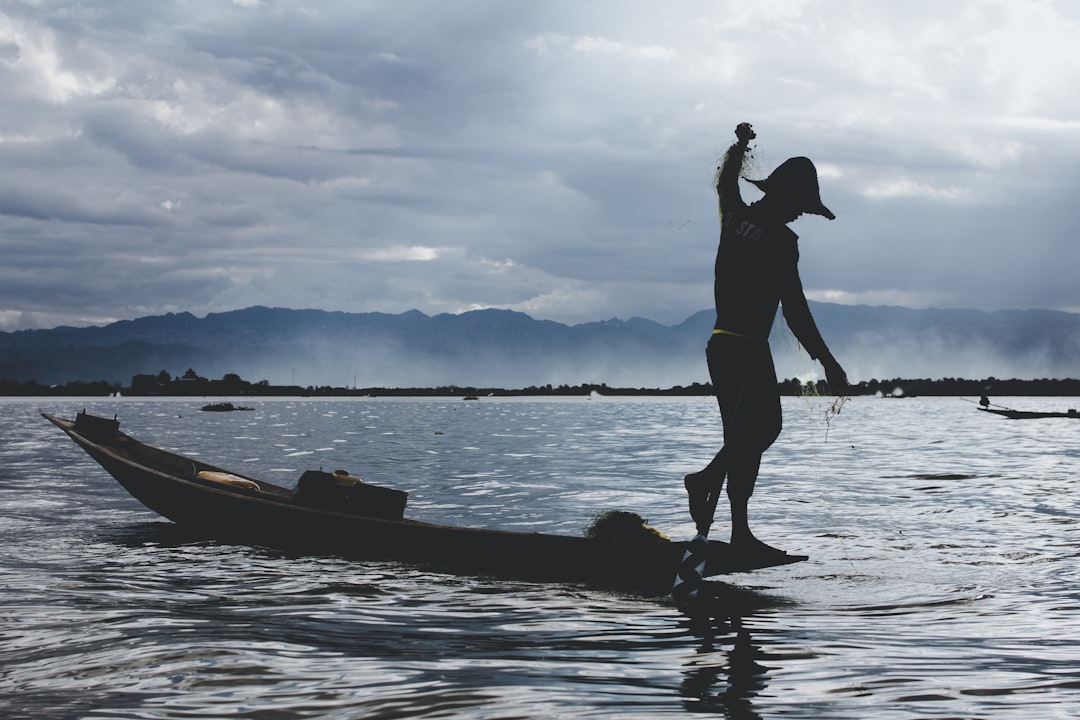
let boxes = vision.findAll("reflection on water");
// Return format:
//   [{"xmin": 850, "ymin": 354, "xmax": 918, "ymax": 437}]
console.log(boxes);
[
  {"xmin": 681, "ymin": 621, "xmax": 770, "ymax": 719},
  {"xmin": 2, "ymin": 396, "xmax": 1080, "ymax": 718}
]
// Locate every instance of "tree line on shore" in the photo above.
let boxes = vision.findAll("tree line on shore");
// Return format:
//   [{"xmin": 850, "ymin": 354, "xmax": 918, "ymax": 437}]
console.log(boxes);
[{"xmin": 2, "ymin": 368, "xmax": 1080, "ymax": 398}]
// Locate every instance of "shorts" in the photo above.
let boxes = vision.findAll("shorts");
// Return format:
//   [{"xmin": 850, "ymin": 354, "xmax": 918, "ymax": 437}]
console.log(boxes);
[{"xmin": 706, "ymin": 333, "xmax": 782, "ymax": 454}]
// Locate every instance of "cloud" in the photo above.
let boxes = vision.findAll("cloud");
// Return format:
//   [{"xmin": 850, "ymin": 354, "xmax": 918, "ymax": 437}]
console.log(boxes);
[
  {"xmin": 354, "ymin": 245, "xmax": 440, "ymax": 262},
  {"xmin": 0, "ymin": 0, "xmax": 1077, "ymax": 348},
  {"xmin": 860, "ymin": 178, "xmax": 970, "ymax": 202},
  {"xmin": 527, "ymin": 33, "xmax": 678, "ymax": 62},
  {"xmin": 0, "ymin": 12, "xmax": 116, "ymax": 103}
]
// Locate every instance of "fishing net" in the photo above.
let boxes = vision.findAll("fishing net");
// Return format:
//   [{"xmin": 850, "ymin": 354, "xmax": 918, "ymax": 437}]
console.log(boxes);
[{"xmin": 584, "ymin": 510, "xmax": 670, "ymax": 544}]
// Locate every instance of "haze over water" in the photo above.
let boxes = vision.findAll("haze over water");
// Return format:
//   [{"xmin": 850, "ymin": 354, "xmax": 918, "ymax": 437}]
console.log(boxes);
[{"xmin": 3, "ymin": 395, "xmax": 1078, "ymax": 718}]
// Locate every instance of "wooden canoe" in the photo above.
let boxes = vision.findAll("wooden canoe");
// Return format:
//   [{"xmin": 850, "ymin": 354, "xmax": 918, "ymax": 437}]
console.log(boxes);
[
  {"xmin": 977, "ymin": 406, "xmax": 1079, "ymax": 420},
  {"xmin": 44, "ymin": 411, "xmax": 805, "ymax": 594}
]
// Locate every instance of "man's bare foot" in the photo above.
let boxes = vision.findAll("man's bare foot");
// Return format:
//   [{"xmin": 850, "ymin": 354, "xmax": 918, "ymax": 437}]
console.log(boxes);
[{"xmin": 730, "ymin": 535, "xmax": 788, "ymax": 556}]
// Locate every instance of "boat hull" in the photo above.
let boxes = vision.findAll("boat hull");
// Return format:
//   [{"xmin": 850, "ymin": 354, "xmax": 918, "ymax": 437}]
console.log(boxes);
[
  {"xmin": 45, "ymin": 412, "xmax": 805, "ymax": 593},
  {"xmin": 978, "ymin": 407, "xmax": 1079, "ymax": 419}
]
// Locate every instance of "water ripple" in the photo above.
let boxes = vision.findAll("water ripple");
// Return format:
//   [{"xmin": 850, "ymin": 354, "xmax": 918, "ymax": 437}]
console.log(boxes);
[{"xmin": 3, "ymin": 397, "xmax": 1080, "ymax": 718}]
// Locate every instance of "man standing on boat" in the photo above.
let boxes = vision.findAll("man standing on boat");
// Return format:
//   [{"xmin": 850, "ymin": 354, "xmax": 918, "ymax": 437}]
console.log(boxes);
[{"xmin": 685, "ymin": 122, "xmax": 848, "ymax": 554}]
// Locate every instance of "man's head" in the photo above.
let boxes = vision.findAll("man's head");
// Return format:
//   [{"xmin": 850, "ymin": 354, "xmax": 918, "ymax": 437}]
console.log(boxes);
[{"xmin": 749, "ymin": 157, "xmax": 835, "ymax": 222}]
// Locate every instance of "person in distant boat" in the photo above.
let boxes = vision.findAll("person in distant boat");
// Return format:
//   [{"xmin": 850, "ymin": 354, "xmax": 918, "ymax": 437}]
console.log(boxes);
[{"xmin": 685, "ymin": 122, "xmax": 848, "ymax": 554}]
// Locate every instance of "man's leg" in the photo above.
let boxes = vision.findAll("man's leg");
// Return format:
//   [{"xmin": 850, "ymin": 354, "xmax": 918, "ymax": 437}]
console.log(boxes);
[
  {"xmin": 721, "ymin": 351, "xmax": 781, "ymax": 551},
  {"xmin": 684, "ymin": 447, "xmax": 726, "ymax": 534},
  {"xmin": 685, "ymin": 337, "xmax": 731, "ymax": 533},
  {"xmin": 726, "ymin": 452, "xmax": 761, "ymax": 545},
  {"xmin": 727, "ymin": 451, "xmax": 786, "ymax": 553}
]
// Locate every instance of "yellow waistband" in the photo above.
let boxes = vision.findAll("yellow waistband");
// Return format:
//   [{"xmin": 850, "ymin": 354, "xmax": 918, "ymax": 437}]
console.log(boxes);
[{"xmin": 712, "ymin": 328, "xmax": 747, "ymax": 338}]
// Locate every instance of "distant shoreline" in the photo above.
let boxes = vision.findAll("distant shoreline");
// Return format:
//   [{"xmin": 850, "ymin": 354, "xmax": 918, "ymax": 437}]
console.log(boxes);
[{"xmin": 4, "ymin": 375, "xmax": 1080, "ymax": 398}]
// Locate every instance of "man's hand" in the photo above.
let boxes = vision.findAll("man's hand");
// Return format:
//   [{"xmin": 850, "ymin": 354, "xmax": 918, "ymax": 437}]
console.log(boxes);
[
  {"xmin": 822, "ymin": 356, "xmax": 849, "ymax": 395},
  {"xmin": 735, "ymin": 122, "xmax": 756, "ymax": 146}
]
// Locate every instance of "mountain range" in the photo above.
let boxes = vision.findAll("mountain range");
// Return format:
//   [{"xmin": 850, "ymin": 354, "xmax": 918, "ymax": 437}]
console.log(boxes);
[{"xmin": 1, "ymin": 303, "xmax": 1077, "ymax": 388}]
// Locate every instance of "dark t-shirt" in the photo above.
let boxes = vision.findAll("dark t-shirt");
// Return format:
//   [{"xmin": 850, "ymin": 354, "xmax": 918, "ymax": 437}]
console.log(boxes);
[{"xmin": 713, "ymin": 144, "xmax": 829, "ymax": 360}]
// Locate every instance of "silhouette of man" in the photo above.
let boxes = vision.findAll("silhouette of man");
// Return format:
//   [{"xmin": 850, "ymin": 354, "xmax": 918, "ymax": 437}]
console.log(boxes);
[{"xmin": 685, "ymin": 122, "xmax": 848, "ymax": 553}]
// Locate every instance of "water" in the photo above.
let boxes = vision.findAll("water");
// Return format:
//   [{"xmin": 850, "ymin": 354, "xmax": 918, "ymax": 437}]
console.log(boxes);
[{"xmin": 2, "ymin": 395, "xmax": 1079, "ymax": 719}]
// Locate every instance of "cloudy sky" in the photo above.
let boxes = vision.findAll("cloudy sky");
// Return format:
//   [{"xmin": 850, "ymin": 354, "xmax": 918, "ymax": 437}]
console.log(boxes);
[{"xmin": 2, "ymin": 0, "xmax": 1078, "ymax": 332}]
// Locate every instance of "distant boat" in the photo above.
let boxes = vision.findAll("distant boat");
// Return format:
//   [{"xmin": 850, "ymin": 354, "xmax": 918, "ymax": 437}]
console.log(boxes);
[
  {"xmin": 976, "ymin": 396, "xmax": 1079, "ymax": 419},
  {"xmin": 977, "ymin": 406, "xmax": 1079, "ymax": 420},
  {"xmin": 200, "ymin": 402, "xmax": 253, "ymax": 412}
]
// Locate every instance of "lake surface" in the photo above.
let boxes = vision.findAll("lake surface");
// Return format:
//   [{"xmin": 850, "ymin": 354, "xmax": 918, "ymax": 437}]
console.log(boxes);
[{"xmin": 2, "ymin": 395, "xmax": 1079, "ymax": 719}]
